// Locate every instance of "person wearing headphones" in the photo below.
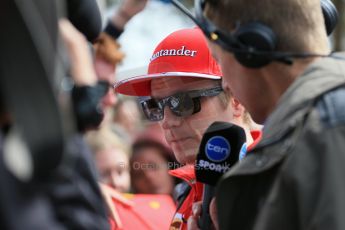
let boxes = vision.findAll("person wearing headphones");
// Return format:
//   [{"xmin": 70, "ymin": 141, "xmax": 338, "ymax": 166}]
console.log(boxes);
[
  {"xmin": 115, "ymin": 27, "xmax": 260, "ymax": 230},
  {"xmin": 184, "ymin": 0, "xmax": 345, "ymax": 229}
]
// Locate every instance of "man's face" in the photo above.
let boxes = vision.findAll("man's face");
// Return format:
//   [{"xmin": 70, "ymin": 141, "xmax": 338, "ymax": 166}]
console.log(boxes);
[
  {"xmin": 208, "ymin": 42, "xmax": 268, "ymax": 124},
  {"xmin": 130, "ymin": 146, "xmax": 174, "ymax": 195},
  {"xmin": 95, "ymin": 147, "xmax": 130, "ymax": 193},
  {"xmin": 96, "ymin": 64, "xmax": 118, "ymax": 110},
  {"xmin": 151, "ymin": 77, "xmax": 234, "ymax": 164}
]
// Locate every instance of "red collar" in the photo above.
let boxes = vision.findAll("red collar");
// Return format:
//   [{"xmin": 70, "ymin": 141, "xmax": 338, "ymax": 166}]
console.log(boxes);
[
  {"xmin": 169, "ymin": 165, "xmax": 196, "ymax": 185},
  {"xmin": 248, "ymin": 130, "xmax": 262, "ymax": 151}
]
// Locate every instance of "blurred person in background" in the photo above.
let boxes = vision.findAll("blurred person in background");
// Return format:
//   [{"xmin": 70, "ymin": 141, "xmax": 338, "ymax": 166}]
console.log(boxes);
[
  {"xmin": 130, "ymin": 123, "xmax": 177, "ymax": 196},
  {"xmin": 90, "ymin": 30, "xmax": 124, "ymax": 127},
  {"xmin": 55, "ymin": 0, "xmax": 148, "ymax": 225},
  {"xmin": 112, "ymin": 97, "xmax": 144, "ymax": 144},
  {"xmin": 54, "ymin": 19, "xmax": 111, "ymax": 229},
  {"xmin": 89, "ymin": 0, "xmax": 149, "ymax": 127},
  {"xmin": 86, "ymin": 126, "xmax": 177, "ymax": 230},
  {"xmin": 110, "ymin": 0, "xmax": 194, "ymax": 74},
  {"xmin": 96, "ymin": 0, "xmax": 149, "ymax": 86},
  {"xmin": 86, "ymin": 127, "xmax": 131, "ymax": 193}
]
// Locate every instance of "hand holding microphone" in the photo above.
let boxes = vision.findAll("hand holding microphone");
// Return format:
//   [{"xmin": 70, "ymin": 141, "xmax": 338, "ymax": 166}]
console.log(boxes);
[{"xmin": 194, "ymin": 121, "xmax": 247, "ymax": 230}]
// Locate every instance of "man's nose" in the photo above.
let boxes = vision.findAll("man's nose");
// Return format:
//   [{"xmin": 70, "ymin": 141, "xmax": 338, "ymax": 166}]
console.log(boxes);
[
  {"xmin": 143, "ymin": 167, "xmax": 157, "ymax": 179},
  {"xmin": 102, "ymin": 89, "xmax": 117, "ymax": 108},
  {"xmin": 161, "ymin": 106, "xmax": 182, "ymax": 129}
]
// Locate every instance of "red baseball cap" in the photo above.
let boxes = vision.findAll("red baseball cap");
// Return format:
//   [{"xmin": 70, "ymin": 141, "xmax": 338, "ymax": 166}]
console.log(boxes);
[{"xmin": 114, "ymin": 27, "xmax": 222, "ymax": 96}]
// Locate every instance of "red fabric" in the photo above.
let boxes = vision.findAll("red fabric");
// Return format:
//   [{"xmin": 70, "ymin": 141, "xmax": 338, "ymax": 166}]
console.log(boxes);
[
  {"xmin": 248, "ymin": 130, "xmax": 262, "ymax": 151},
  {"xmin": 109, "ymin": 194, "xmax": 176, "ymax": 230},
  {"xmin": 169, "ymin": 165, "xmax": 204, "ymax": 230}
]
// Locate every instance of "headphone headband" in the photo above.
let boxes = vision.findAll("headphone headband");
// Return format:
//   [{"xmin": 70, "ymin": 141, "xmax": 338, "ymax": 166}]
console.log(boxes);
[{"xmin": 172, "ymin": 0, "xmax": 339, "ymax": 68}]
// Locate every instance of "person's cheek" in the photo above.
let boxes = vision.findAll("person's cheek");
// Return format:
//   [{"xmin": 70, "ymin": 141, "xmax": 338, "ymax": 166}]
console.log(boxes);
[
  {"xmin": 94, "ymin": 57, "xmax": 116, "ymax": 79},
  {"xmin": 123, "ymin": 171, "xmax": 131, "ymax": 192},
  {"xmin": 101, "ymin": 90, "xmax": 117, "ymax": 108}
]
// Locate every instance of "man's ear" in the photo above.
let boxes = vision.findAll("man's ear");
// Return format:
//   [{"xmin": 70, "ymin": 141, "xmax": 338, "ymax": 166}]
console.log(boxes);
[{"xmin": 231, "ymin": 98, "xmax": 244, "ymax": 118}]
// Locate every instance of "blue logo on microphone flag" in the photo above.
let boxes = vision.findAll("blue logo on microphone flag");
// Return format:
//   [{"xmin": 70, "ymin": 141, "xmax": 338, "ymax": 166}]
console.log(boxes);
[{"xmin": 205, "ymin": 136, "xmax": 231, "ymax": 162}]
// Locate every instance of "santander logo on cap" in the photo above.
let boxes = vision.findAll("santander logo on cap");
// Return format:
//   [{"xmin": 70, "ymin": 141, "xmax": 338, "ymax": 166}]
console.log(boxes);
[
  {"xmin": 150, "ymin": 45, "xmax": 198, "ymax": 62},
  {"xmin": 147, "ymin": 28, "xmax": 221, "ymax": 76},
  {"xmin": 114, "ymin": 28, "xmax": 223, "ymax": 96}
]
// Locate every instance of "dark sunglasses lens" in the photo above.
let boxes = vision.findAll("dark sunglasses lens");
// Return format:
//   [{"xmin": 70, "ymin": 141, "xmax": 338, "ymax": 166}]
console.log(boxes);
[
  {"xmin": 97, "ymin": 81, "xmax": 111, "ymax": 96},
  {"xmin": 98, "ymin": 80, "xmax": 111, "ymax": 88},
  {"xmin": 141, "ymin": 99, "xmax": 164, "ymax": 121},
  {"xmin": 169, "ymin": 93, "xmax": 195, "ymax": 117}
]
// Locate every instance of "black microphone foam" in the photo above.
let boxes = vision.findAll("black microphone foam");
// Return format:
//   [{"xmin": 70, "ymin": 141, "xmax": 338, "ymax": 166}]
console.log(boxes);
[
  {"xmin": 196, "ymin": 121, "xmax": 247, "ymax": 186},
  {"xmin": 67, "ymin": 0, "xmax": 102, "ymax": 43},
  {"xmin": 195, "ymin": 121, "xmax": 247, "ymax": 230}
]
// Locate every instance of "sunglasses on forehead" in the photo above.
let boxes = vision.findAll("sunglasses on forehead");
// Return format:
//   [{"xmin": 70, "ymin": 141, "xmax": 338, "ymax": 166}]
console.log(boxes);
[{"xmin": 140, "ymin": 86, "xmax": 223, "ymax": 122}]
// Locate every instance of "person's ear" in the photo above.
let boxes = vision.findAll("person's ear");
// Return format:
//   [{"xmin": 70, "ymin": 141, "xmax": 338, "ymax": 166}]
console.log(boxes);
[{"xmin": 230, "ymin": 98, "xmax": 244, "ymax": 118}]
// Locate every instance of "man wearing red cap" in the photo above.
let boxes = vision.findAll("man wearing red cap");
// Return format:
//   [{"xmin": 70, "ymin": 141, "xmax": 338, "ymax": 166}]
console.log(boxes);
[{"xmin": 115, "ymin": 28, "xmax": 258, "ymax": 230}]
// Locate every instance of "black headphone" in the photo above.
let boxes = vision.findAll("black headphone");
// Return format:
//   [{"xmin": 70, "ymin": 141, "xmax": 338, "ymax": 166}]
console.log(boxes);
[{"xmin": 172, "ymin": 0, "xmax": 339, "ymax": 68}]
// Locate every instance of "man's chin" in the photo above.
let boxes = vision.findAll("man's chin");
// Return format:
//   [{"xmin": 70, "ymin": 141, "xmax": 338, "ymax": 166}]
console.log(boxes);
[{"xmin": 172, "ymin": 146, "xmax": 197, "ymax": 165}]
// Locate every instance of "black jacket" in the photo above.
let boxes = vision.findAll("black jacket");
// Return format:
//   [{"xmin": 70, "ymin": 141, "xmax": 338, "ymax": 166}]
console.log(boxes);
[
  {"xmin": 0, "ymin": 132, "xmax": 109, "ymax": 230},
  {"xmin": 47, "ymin": 134, "xmax": 109, "ymax": 229}
]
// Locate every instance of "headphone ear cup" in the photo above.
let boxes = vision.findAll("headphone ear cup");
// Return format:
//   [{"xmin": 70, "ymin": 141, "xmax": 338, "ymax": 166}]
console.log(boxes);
[
  {"xmin": 234, "ymin": 22, "xmax": 277, "ymax": 68},
  {"xmin": 321, "ymin": 0, "xmax": 338, "ymax": 35}
]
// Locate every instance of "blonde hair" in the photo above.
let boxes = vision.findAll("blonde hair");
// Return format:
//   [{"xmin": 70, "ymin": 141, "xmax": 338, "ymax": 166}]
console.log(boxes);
[
  {"xmin": 205, "ymin": 0, "xmax": 329, "ymax": 54},
  {"xmin": 216, "ymin": 84, "xmax": 256, "ymax": 126},
  {"xmin": 85, "ymin": 127, "xmax": 129, "ymax": 156}
]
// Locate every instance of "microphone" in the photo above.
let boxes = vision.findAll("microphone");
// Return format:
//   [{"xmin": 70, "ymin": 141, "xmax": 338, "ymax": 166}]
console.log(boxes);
[
  {"xmin": 67, "ymin": 0, "xmax": 102, "ymax": 43},
  {"xmin": 195, "ymin": 121, "xmax": 247, "ymax": 230}
]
